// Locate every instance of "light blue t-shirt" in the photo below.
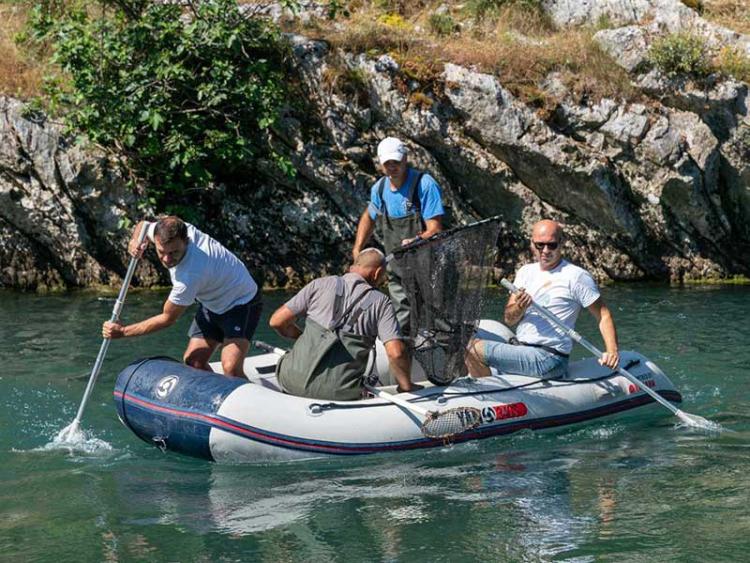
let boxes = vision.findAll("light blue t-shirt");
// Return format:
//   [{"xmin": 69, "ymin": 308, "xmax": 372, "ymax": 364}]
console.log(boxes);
[
  {"xmin": 147, "ymin": 222, "xmax": 257, "ymax": 314},
  {"xmin": 367, "ymin": 168, "xmax": 445, "ymax": 221}
]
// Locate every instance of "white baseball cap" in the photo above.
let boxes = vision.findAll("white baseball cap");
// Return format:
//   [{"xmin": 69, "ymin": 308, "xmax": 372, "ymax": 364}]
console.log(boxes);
[{"xmin": 377, "ymin": 137, "xmax": 407, "ymax": 164}]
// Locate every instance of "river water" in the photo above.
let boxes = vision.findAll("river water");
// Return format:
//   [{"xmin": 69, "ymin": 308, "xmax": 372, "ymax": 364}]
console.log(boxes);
[{"xmin": 1, "ymin": 285, "xmax": 748, "ymax": 561}]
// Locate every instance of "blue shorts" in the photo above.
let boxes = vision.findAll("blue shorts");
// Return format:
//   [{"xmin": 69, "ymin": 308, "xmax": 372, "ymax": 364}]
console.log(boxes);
[
  {"xmin": 482, "ymin": 341, "xmax": 568, "ymax": 378},
  {"xmin": 188, "ymin": 294, "xmax": 262, "ymax": 343}
]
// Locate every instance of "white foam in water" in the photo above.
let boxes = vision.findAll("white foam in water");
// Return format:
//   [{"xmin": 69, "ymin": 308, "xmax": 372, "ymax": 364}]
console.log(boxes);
[
  {"xmin": 39, "ymin": 423, "xmax": 114, "ymax": 455},
  {"xmin": 675, "ymin": 411, "xmax": 726, "ymax": 433}
]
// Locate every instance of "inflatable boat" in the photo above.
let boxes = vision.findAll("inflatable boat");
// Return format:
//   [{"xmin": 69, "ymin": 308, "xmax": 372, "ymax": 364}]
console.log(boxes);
[{"xmin": 112, "ymin": 321, "xmax": 682, "ymax": 462}]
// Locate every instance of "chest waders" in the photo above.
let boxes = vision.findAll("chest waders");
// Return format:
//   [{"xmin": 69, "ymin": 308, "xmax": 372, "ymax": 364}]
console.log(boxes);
[
  {"xmin": 376, "ymin": 172, "xmax": 425, "ymax": 335},
  {"xmin": 277, "ymin": 278, "xmax": 376, "ymax": 401}
]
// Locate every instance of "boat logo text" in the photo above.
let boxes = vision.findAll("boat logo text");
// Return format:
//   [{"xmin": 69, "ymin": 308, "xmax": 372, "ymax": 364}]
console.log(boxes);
[
  {"xmin": 482, "ymin": 402, "xmax": 528, "ymax": 424},
  {"xmin": 156, "ymin": 375, "xmax": 180, "ymax": 399}
]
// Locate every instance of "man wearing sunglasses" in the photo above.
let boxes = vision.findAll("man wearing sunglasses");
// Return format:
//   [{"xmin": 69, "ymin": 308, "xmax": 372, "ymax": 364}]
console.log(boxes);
[{"xmin": 466, "ymin": 219, "xmax": 619, "ymax": 379}]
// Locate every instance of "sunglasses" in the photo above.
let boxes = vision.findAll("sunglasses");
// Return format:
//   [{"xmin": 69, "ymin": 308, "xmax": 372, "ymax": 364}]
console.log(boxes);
[{"xmin": 532, "ymin": 241, "xmax": 559, "ymax": 250}]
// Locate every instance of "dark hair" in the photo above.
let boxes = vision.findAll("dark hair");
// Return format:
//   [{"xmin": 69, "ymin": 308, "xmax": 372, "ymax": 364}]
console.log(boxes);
[{"xmin": 154, "ymin": 216, "xmax": 188, "ymax": 244}]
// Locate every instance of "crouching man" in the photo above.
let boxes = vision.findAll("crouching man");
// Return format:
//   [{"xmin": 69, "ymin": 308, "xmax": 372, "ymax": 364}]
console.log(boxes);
[
  {"xmin": 269, "ymin": 248, "xmax": 421, "ymax": 400},
  {"xmin": 103, "ymin": 216, "xmax": 261, "ymax": 378}
]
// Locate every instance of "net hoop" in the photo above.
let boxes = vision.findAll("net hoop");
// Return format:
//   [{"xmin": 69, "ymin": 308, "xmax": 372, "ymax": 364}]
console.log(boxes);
[
  {"xmin": 420, "ymin": 407, "xmax": 483, "ymax": 439},
  {"xmin": 395, "ymin": 216, "xmax": 502, "ymax": 387}
]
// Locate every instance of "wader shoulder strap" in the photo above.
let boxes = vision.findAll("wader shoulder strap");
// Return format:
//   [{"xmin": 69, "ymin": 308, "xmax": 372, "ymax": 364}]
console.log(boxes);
[
  {"xmin": 331, "ymin": 278, "xmax": 374, "ymax": 331},
  {"xmin": 376, "ymin": 177, "xmax": 387, "ymax": 217},
  {"xmin": 407, "ymin": 171, "xmax": 424, "ymax": 214},
  {"xmin": 377, "ymin": 171, "xmax": 425, "ymax": 218}
]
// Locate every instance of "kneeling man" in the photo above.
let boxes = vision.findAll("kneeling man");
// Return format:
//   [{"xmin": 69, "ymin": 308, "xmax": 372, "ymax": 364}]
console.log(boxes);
[
  {"xmin": 466, "ymin": 219, "xmax": 619, "ymax": 379},
  {"xmin": 270, "ymin": 249, "xmax": 420, "ymax": 401}
]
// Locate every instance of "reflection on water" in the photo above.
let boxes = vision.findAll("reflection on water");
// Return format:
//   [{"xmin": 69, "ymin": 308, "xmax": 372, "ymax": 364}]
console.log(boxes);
[
  {"xmin": 1, "ymin": 285, "xmax": 749, "ymax": 561},
  {"xmin": 73, "ymin": 415, "xmax": 745, "ymax": 561}
]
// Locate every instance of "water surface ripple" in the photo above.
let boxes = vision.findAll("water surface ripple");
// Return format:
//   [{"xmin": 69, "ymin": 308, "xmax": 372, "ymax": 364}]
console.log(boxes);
[{"xmin": 1, "ymin": 285, "xmax": 748, "ymax": 561}]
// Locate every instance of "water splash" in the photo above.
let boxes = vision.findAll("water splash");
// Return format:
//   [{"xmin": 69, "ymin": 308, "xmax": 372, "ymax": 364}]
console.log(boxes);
[
  {"xmin": 675, "ymin": 410, "xmax": 726, "ymax": 433},
  {"xmin": 40, "ymin": 422, "xmax": 114, "ymax": 455}
]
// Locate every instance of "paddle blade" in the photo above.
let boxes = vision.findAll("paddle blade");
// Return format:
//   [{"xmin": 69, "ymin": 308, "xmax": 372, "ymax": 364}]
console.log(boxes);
[
  {"xmin": 47, "ymin": 420, "xmax": 114, "ymax": 453},
  {"xmin": 55, "ymin": 420, "xmax": 82, "ymax": 443},
  {"xmin": 676, "ymin": 410, "xmax": 724, "ymax": 432},
  {"xmin": 421, "ymin": 407, "xmax": 482, "ymax": 439}
]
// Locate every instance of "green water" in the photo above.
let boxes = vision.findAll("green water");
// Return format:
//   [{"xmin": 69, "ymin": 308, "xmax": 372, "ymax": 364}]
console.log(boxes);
[{"xmin": 1, "ymin": 285, "xmax": 748, "ymax": 561}]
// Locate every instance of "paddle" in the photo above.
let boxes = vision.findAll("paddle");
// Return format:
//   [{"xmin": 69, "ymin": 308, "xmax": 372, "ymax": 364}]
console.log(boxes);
[
  {"xmin": 56, "ymin": 224, "xmax": 148, "ymax": 442},
  {"xmin": 500, "ymin": 278, "xmax": 720, "ymax": 431},
  {"xmin": 253, "ymin": 340, "xmax": 482, "ymax": 439}
]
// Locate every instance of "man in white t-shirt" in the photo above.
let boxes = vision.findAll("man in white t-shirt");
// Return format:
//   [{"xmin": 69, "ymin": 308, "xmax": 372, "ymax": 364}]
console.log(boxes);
[
  {"xmin": 102, "ymin": 216, "xmax": 261, "ymax": 378},
  {"xmin": 466, "ymin": 219, "xmax": 619, "ymax": 379}
]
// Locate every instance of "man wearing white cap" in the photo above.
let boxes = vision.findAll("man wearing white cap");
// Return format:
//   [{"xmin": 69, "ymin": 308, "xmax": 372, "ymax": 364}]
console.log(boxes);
[{"xmin": 352, "ymin": 136, "xmax": 445, "ymax": 333}]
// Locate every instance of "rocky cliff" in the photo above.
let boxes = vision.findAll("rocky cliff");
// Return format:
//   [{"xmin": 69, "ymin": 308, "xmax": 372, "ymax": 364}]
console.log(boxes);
[{"xmin": 1, "ymin": 0, "xmax": 749, "ymax": 290}]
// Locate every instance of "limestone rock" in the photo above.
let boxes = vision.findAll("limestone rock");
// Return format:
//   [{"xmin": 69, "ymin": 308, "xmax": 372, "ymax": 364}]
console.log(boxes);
[
  {"xmin": 0, "ymin": 96, "xmax": 161, "ymax": 290},
  {"xmin": 594, "ymin": 26, "xmax": 651, "ymax": 73},
  {"xmin": 2, "ymin": 15, "xmax": 750, "ymax": 289}
]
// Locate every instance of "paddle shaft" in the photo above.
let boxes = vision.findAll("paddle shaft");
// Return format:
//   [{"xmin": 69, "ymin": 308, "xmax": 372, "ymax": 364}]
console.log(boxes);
[
  {"xmin": 500, "ymin": 278, "xmax": 682, "ymax": 416},
  {"xmin": 254, "ymin": 340, "xmax": 431, "ymax": 418},
  {"xmin": 71, "ymin": 226, "xmax": 147, "ymax": 425},
  {"xmin": 364, "ymin": 385, "xmax": 430, "ymax": 417}
]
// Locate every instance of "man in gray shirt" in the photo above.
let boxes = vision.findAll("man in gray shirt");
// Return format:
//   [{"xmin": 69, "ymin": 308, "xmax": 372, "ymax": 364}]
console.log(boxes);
[{"xmin": 269, "ymin": 248, "xmax": 420, "ymax": 400}]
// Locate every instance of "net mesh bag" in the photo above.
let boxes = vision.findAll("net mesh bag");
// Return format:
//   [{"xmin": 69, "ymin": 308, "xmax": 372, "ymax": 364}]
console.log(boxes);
[
  {"xmin": 393, "ymin": 217, "xmax": 502, "ymax": 386},
  {"xmin": 421, "ymin": 407, "xmax": 483, "ymax": 439}
]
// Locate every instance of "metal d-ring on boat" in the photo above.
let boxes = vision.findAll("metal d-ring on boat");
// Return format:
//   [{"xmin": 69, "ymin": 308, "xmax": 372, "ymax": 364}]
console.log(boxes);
[{"xmin": 112, "ymin": 320, "xmax": 683, "ymax": 463}]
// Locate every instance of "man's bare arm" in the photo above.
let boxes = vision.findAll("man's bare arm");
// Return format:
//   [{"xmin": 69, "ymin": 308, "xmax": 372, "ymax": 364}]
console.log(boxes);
[
  {"xmin": 128, "ymin": 220, "xmax": 153, "ymax": 258},
  {"xmin": 587, "ymin": 298, "xmax": 619, "ymax": 369},
  {"xmin": 419, "ymin": 216, "xmax": 443, "ymax": 239},
  {"xmin": 352, "ymin": 209, "xmax": 376, "ymax": 259},
  {"xmin": 383, "ymin": 339, "xmax": 418, "ymax": 392},
  {"xmin": 269, "ymin": 305, "xmax": 303, "ymax": 340},
  {"xmin": 103, "ymin": 299, "xmax": 187, "ymax": 339},
  {"xmin": 503, "ymin": 288, "xmax": 531, "ymax": 326}
]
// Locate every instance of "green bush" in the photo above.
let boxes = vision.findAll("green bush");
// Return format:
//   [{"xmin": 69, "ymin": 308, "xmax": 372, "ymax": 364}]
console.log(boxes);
[
  {"xmin": 647, "ymin": 32, "xmax": 711, "ymax": 77},
  {"xmin": 716, "ymin": 45, "xmax": 750, "ymax": 83},
  {"xmin": 428, "ymin": 13, "xmax": 457, "ymax": 37},
  {"xmin": 26, "ymin": 0, "xmax": 294, "ymax": 212}
]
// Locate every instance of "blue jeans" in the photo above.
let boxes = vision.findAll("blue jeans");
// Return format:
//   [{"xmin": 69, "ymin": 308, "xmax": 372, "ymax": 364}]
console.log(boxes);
[{"xmin": 482, "ymin": 341, "xmax": 568, "ymax": 378}]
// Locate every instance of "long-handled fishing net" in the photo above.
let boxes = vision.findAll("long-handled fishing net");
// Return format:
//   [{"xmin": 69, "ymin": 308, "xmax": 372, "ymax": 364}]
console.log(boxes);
[{"xmin": 392, "ymin": 216, "xmax": 502, "ymax": 386}]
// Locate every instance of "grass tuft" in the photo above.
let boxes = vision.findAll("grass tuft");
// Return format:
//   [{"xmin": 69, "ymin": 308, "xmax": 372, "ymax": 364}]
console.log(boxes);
[
  {"xmin": 715, "ymin": 46, "xmax": 750, "ymax": 83},
  {"xmin": 0, "ymin": 4, "xmax": 47, "ymax": 98},
  {"xmin": 702, "ymin": 0, "xmax": 750, "ymax": 35}
]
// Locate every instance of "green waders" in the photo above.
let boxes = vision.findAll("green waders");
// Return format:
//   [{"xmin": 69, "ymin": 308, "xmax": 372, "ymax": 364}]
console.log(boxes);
[
  {"xmin": 277, "ymin": 279, "xmax": 375, "ymax": 401},
  {"xmin": 376, "ymin": 172, "xmax": 425, "ymax": 336}
]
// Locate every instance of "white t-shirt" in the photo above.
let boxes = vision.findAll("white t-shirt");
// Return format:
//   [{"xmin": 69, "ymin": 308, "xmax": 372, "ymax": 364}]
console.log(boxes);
[
  {"xmin": 147, "ymin": 222, "xmax": 257, "ymax": 314},
  {"xmin": 513, "ymin": 259, "xmax": 600, "ymax": 354}
]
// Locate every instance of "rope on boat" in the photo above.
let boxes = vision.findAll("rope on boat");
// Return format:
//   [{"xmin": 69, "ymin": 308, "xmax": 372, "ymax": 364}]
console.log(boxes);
[{"xmin": 306, "ymin": 360, "xmax": 642, "ymax": 412}]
